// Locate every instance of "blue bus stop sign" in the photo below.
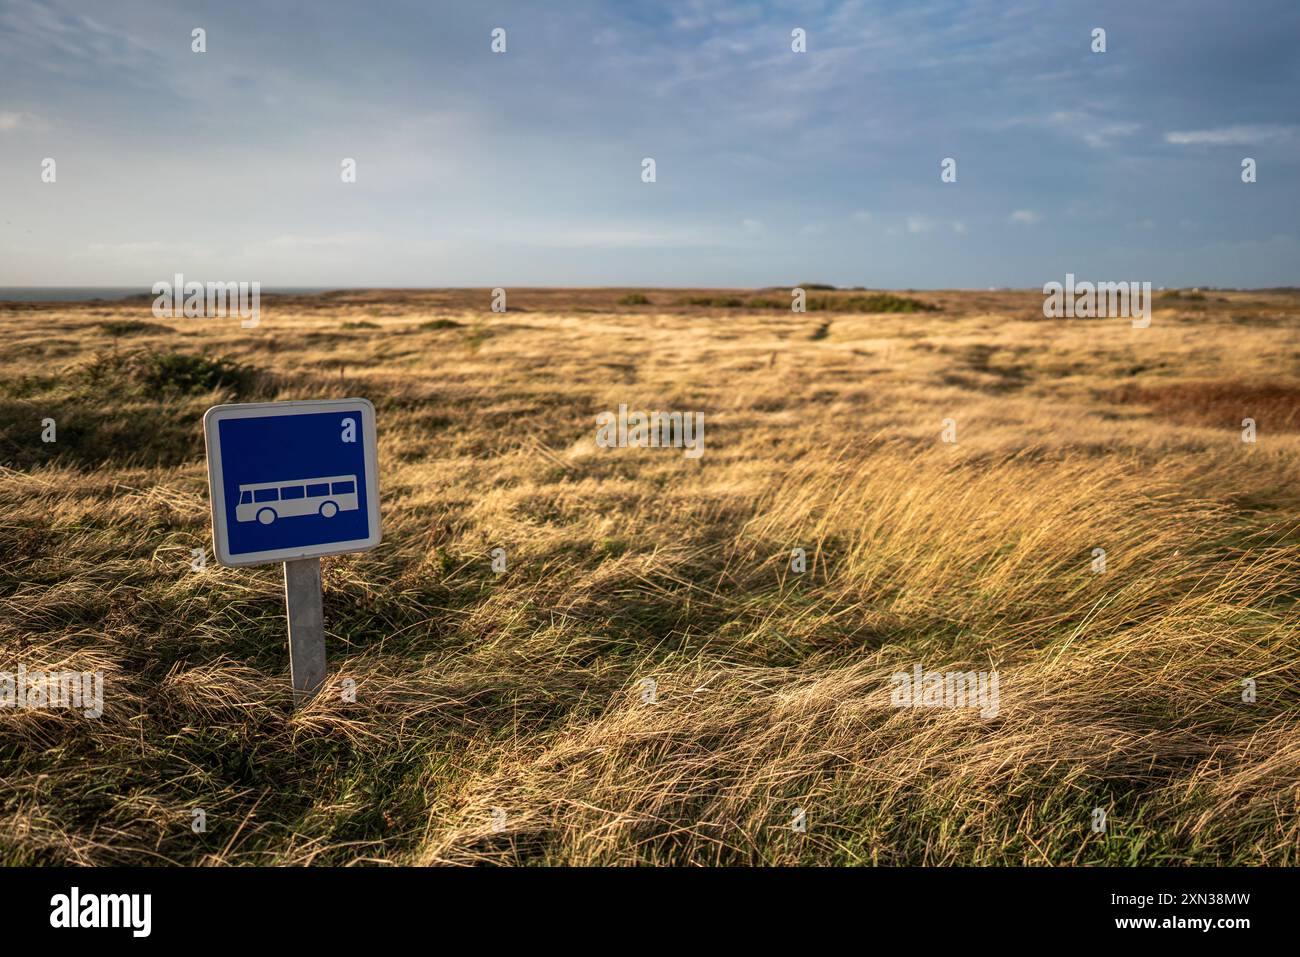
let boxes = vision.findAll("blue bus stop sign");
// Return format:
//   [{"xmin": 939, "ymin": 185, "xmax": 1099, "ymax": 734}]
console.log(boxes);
[{"xmin": 203, "ymin": 399, "xmax": 382, "ymax": 566}]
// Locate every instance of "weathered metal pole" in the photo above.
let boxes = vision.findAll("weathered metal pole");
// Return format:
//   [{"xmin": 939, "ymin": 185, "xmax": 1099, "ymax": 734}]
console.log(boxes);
[{"xmin": 284, "ymin": 557, "xmax": 326, "ymax": 707}]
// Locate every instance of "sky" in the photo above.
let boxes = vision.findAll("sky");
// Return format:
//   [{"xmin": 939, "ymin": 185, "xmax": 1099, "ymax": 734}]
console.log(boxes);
[{"xmin": 1, "ymin": 0, "xmax": 1297, "ymax": 288}]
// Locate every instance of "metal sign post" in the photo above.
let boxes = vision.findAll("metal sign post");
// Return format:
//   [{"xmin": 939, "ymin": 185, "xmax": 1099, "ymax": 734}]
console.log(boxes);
[
  {"xmin": 203, "ymin": 398, "xmax": 381, "ymax": 709},
  {"xmin": 284, "ymin": 557, "xmax": 327, "ymax": 705}
]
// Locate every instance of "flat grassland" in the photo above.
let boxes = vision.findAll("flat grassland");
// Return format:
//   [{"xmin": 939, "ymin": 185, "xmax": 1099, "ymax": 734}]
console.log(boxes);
[{"xmin": 1, "ymin": 287, "xmax": 1297, "ymax": 865}]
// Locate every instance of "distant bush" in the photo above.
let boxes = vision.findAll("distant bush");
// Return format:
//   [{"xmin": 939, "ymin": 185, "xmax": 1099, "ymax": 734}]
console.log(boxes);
[
  {"xmin": 421, "ymin": 318, "xmax": 462, "ymax": 330},
  {"xmin": 1159, "ymin": 289, "xmax": 1206, "ymax": 301},
  {"xmin": 797, "ymin": 283, "xmax": 838, "ymax": 291},
  {"xmin": 342, "ymin": 320, "xmax": 380, "ymax": 329},
  {"xmin": 681, "ymin": 295, "xmax": 747, "ymax": 308},
  {"xmin": 3, "ymin": 350, "xmax": 264, "ymax": 469},
  {"xmin": 97, "ymin": 320, "xmax": 169, "ymax": 337},
  {"xmin": 679, "ymin": 292, "xmax": 939, "ymax": 313},
  {"xmin": 77, "ymin": 349, "xmax": 258, "ymax": 399},
  {"xmin": 809, "ymin": 293, "xmax": 939, "ymax": 313},
  {"xmin": 618, "ymin": 293, "xmax": 651, "ymax": 305},
  {"xmin": 130, "ymin": 352, "xmax": 256, "ymax": 397}
]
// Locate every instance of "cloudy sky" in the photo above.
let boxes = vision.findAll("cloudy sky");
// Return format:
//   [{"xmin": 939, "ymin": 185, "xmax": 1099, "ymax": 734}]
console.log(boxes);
[{"xmin": 1, "ymin": 0, "xmax": 1297, "ymax": 288}]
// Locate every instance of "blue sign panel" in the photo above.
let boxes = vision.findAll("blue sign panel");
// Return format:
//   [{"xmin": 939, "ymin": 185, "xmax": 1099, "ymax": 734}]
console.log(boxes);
[{"xmin": 203, "ymin": 399, "xmax": 382, "ymax": 566}]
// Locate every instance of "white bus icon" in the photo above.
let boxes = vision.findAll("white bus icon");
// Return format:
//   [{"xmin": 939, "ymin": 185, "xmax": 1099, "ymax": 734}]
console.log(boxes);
[{"xmin": 235, "ymin": 475, "xmax": 360, "ymax": 525}]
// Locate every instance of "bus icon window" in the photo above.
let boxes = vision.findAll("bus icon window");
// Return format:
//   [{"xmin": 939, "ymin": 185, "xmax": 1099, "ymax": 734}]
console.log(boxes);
[{"xmin": 235, "ymin": 474, "xmax": 360, "ymax": 525}]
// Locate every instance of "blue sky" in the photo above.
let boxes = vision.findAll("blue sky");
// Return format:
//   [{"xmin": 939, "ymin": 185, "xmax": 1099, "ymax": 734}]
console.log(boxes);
[{"xmin": 1, "ymin": 0, "xmax": 1297, "ymax": 288}]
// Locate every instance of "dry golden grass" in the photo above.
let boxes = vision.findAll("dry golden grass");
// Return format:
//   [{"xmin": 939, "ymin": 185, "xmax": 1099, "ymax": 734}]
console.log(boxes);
[{"xmin": 1, "ymin": 287, "xmax": 1297, "ymax": 865}]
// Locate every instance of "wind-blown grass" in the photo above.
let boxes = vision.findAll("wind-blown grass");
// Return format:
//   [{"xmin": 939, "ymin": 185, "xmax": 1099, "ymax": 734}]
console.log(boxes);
[{"xmin": 0, "ymin": 287, "xmax": 1297, "ymax": 865}]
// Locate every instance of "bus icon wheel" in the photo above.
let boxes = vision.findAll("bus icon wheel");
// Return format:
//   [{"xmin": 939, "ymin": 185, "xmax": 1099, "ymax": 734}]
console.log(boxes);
[
  {"xmin": 319, "ymin": 501, "xmax": 339, "ymax": 518},
  {"xmin": 256, "ymin": 507, "xmax": 277, "ymax": 525}
]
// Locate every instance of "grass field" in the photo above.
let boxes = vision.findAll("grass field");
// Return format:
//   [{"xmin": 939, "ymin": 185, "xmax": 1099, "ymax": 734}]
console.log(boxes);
[{"xmin": 1, "ymin": 287, "xmax": 1298, "ymax": 865}]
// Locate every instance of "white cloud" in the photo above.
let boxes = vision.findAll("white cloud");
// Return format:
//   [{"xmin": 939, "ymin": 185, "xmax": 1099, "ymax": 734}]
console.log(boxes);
[
  {"xmin": 1016, "ymin": 112, "xmax": 1141, "ymax": 148},
  {"xmin": 1083, "ymin": 122, "xmax": 1141, "ymax": 148},
  {"xmin": 530, "ymin": 227, "xmax": 712, "ymax": 249},
  {"xmin": 238, "ymin": 232, "xmax": 449, "ymax": 264},
  {"xmin": 906, "ymin": 216, "xmax": 932, "ymax": 234},
  {"xmin": 256, "ymin": 232, "xmax": 382, "ymax": 249},
  {"xmin": 1009, "ymin": 209, "xmax": 1042, "ymax": 225},
  {"xmin": 1164, "ymin": 124, "xmax": 1296, "ymax": 146},
  {"xmin": 70, "ymin": 239, "xmax": 217, "ymax": 264},
  {"xmin": 952, "ymin": 221, "xmax": 968, "ymax": 234},
  {"xmin": 0, "ymin": 110, "xmax": 37, "ymax": 131},
  {"xmin": 851, "ymin": 210, "xmax": 872, "ymax": 223}
]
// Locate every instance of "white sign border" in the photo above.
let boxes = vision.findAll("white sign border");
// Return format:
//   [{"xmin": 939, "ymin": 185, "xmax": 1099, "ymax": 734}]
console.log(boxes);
[{"xmin": 203, "ymin": 398, "xmax": 382, "ymax": 567}]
